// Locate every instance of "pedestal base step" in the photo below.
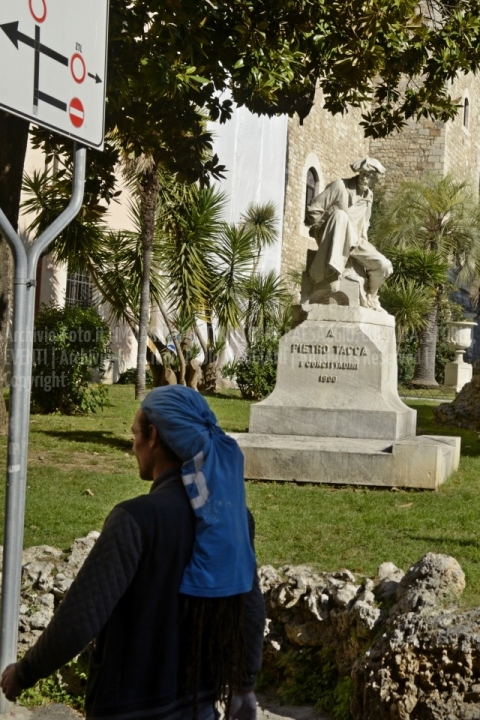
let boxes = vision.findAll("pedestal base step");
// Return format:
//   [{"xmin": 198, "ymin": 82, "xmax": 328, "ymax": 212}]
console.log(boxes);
[{"xmin": 230, "ymin": 433, "xmax": 461, "ymax": 490}]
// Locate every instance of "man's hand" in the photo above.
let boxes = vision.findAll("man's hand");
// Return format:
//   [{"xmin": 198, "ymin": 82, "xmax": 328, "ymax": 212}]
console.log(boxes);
[
  {"xmin": 229, "ymin": 690, "xmax": 257, "ymax": 720},
  {"xmin": 1, "ymin": 663, "xmax": 23, "ymax": 702}
]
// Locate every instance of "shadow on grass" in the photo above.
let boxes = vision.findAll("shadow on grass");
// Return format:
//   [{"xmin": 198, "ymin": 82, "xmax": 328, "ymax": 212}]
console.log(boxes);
[
  {"xmin": 406, "ymin": 534, "xmax": 480, "ymax": 550},
  {"xmin": 42, "ymin": 430, "xmax": 132, "ymax": 453},
  {"xmin": 410, "ymin": 403, "xmax": 480, "ymax": 458}
]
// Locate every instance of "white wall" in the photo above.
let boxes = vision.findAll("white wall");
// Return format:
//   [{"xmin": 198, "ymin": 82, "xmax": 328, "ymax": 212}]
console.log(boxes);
[{"xmin": 209, "ymin": 101, "xmax": 288, "ymax": 274}]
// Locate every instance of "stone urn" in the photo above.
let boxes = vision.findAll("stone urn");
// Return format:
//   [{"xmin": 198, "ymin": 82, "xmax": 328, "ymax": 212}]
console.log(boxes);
[{"xmin": 443, "ymin": 320, "xmax": 476, "ymax": 392}]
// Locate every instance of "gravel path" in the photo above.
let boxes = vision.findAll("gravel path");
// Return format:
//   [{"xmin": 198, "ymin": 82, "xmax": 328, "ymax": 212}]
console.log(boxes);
[{"xmin": 0, "ymin": 696, "xmax": 332, "ymax": 719}]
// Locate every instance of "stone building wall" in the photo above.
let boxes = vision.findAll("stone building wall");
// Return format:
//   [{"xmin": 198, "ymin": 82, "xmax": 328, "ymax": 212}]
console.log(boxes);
[
  {"xmin": 368, "ymin": 116, "xmax": 446, "ymax": 192},
  {"xmin": 281, "ymin": 95, "xmax": 368, "ymax": 282},
  {"xmin": 443, "ymin": 73, "xmax": 480, "ymax": 189}
]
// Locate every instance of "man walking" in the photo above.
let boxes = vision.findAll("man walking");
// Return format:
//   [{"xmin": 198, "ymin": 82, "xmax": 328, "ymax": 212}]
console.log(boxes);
[{"xmin": 1, "ymin": 386, "xmax": 265, "ymax": 720}]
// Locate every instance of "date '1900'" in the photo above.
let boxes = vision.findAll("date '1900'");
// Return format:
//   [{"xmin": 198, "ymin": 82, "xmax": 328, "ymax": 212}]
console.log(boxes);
[{"xmin": 319, "ymin": 375, "xmax": 337, "ymax": 383}]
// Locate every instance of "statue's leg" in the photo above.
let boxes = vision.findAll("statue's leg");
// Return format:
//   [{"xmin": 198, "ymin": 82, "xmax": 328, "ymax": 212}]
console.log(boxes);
[
  {"xmin": 308, "ymin": 209, "xmax": 353, "ymax": 284},
  {"xmin": 350, "ymin": 242, "xmax": 393, "ymax": 310}
]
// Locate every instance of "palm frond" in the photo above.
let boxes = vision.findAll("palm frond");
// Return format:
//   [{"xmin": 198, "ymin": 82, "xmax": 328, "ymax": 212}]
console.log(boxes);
[
  {"xmin": 209, "ymin": 223, "xmax": 258, "ymax": 331},
  {"xmin": 243, "ymin": 271, "xmax": 293, "ymax": 338},
  {"xmin": 240, "ymin": 201, "xmax": 278, "ymax": 250},
  {"xmin": 157, "ymin": 185, "xmax": 226, "ymax": 317},
  {"xmin": 380, "ymin": 279, "xmax": 435, "ymax": 342}
]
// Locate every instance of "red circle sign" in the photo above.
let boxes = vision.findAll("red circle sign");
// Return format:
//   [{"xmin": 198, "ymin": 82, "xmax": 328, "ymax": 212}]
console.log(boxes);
[
  {"xmin": 70, "ymin": 53, "xmax": 86, "ymax": 84},
  {"xmin": 69, "ymin": 98, "xmax": 84, "ymax": 128},
  {"xmin": 29, "ymin": 0, "xmax": 47, "ymax": 23}
]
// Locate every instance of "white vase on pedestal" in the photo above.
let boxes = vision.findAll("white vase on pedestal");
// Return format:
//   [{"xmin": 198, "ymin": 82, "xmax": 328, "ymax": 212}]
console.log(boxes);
[{"xmin": 443, "ymin": 320, "xmax": 476, "ymax": 393}]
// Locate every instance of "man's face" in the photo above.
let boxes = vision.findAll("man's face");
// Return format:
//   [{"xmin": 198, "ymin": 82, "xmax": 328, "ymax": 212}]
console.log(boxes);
[
  {"xmin": 132, "ymin": 409, "xmax": 155, "ymax": 481},
  {"xmin": 357, "ymin": 169, "xmax": 373, "ymax": 192}
]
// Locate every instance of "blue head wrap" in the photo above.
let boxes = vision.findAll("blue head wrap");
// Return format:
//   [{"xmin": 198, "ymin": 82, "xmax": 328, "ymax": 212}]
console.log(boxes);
[{"xmin": 141, "ymin": 385, "xmax": 256, "ymax": 598}]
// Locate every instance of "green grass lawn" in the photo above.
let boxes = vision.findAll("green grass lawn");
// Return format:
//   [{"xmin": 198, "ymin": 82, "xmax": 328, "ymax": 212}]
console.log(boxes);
[{"xmin": 1, "ymin": 386, "xmax": 480, "ymax": 606}]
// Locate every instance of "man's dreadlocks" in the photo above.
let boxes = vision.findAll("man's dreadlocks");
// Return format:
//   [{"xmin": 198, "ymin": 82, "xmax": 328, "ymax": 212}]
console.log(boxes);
[{"xmin": 182, "ymin": 594, "xmax": 247, "ymax": 719}]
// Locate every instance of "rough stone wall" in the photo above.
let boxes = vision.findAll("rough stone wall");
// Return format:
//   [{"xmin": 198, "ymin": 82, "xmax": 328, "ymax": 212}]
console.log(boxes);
[
  {"xmin": 443, "ymin": 73, "xmax": 480, "ymax": 189},
  {"xmin": 281, "ymin": 94, "xmax": 369, "ymax": 283},
  {"xmin": 368, "ymin": 73, "xmax": 480, "ymax": 193},
  {"xmin": 369, "ymin": 116, "xmax": 446, "ymax": 193},
  {"xmin": 10, "ymin": 537, "xmax": 480, "ymax": 719}
]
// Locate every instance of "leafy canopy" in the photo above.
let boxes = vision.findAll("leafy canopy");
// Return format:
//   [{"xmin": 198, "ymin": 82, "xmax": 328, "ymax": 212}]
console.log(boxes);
[
  {"xmin": 108, "ymin": 0, "xmax": 480, "ymax": 152},
  {"xmin": 30, "ymin": 0, "xmax": 480, "ymax": 189}
]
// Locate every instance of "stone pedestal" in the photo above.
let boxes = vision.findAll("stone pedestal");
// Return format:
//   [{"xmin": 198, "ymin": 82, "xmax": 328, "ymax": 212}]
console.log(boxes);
[
  {"xmin": 443, "ymin": 320, "xmax": 476, "ymax": 393},
  {"xmin": 233, "ymin": 302, "xmax": 460, "ymax": 489},
  {"xmin": 250, "ymin": 303, "xmax": 416, "ymax": 441},
  {"xmin": 443, "ymin": 357, "xmax": 473, "ymax": 394}
]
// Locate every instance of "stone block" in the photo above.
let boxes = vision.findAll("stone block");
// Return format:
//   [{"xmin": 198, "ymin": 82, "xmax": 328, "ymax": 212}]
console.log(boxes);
[
  {"xmin": 444, "ymin": 360, "xmax": 473, "ymax": 393},
  {"xmin": 231, "ymin": 433, "xmax": 460, "ymax": 490}
]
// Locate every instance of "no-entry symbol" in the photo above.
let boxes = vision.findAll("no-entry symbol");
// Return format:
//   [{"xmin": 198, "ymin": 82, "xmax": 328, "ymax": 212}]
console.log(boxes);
[{"xmin": 69, "ymin": 97, "xmax": 84, "ymax": 127}]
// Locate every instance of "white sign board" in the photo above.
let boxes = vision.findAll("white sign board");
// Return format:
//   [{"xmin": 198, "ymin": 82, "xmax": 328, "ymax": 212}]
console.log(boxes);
[{"xmin": 0, "ymin": 0, "xmax": 109, "ymax": 149}]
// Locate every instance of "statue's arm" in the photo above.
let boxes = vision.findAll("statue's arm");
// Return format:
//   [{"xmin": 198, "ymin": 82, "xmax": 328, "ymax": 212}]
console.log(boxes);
[
  {"xmin": 305, "ymin": 180, "xmax": 345, "ymax": 227},
  {"xmin": 361, "ymin": 198, "xmax": 373, "ymax": 241}
]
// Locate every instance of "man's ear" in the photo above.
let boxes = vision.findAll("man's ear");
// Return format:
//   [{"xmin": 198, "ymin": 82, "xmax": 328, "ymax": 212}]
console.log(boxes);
[{"xmin": 149, "ymin": 423, "xmax": 160, "ymax": 447}]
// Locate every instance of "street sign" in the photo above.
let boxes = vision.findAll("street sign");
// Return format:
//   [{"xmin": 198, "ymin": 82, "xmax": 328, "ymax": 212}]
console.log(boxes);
[{"xmin": 0, "ymin": 0, "xmax": 109, "ymax": 149}]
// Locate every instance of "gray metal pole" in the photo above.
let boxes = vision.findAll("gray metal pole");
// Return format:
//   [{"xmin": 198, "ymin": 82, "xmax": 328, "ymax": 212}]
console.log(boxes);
[
  {"xmin": 0, "ymin": 144, "xmax": 86, "ymax": 713},
  {"xmin": 0, "ymin": 217, "xmax": 28, "ymax": 714}
]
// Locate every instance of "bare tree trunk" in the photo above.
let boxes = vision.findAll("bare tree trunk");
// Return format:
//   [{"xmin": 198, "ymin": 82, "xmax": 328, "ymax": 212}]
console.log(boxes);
[
  {"xmin": 135, "ymin": 164, "xmax": 159, "ymax": 400},
  {"xmin": 194, "ymin": 323, "xmax": 208, "ymax": 355},
  {"xmin": 0, "ymin": 113, "xmax": 29, "ymax": 434},
  {"xmin": 202, "ymin": 320, "xmax": 217, "ymax": 393},
  {"xmin": 411, "ymin": 302, "xmax": 439, "ymax": 388},
  {"xmin": 157, "ymin": 304, "xmax": 186, "ymax": 385}
]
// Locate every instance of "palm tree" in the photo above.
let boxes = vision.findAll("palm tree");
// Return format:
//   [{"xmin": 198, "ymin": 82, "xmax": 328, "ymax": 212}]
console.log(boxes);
[
  {"xmin": 210, "ymin": 223, "xmax": 258, "ymax": 333},
  {"xmin": 379, "ymin": 247, "xmax": 449, "ymax": 348},
  {"xmin": 22, "ymin": 166, "xmax": 169, "ymax": 387},
  {"xmin": 372, "ymin": 175, "xmax": 480, "ymax": 387},
  {"xmin": 159, "ymin": 199, "xmax": 290, "ymax": 387},
  {"xmin": 156, "ymin": 183, "xmax": 227, "ymax": 386},
  {"xmin": 240, "ymin": 201, "xmax": 278, "ymax": 272},
  {"xmin": 243, "ymin": 270, "xmax": 293, "ymax": 344},
  {"xmin": 157, "ymin": 184, "xmax": 225, "ymax": 320}
]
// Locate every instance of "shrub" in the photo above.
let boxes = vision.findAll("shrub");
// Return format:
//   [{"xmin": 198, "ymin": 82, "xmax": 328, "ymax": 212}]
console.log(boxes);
[
  {"xmin": 236, "ymin": 334, "xmax": 278, "ymax": 400},
  {"xmin": 32, "ymin": 304, "xmax": 111, "ymax": 414},
  {"xmin": 397, "ymin": 334, "xmax": 418, "ymax": 385},
  {"xmin": 116, "ymin": 367, "xmax": 153, "ymax": 387},
  {"xmin": 258, "ymin": 647, "xmax": 353, "ymax": 720},
  {"xmin": 219, "ymin": 358, "xmax": 239, "ymax": 381}
]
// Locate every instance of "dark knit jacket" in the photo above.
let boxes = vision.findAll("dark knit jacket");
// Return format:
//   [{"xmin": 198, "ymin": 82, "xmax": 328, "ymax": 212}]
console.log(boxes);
[{"xmin": 16, "ymin": 469, "xmax": 265, "ymax": 719}]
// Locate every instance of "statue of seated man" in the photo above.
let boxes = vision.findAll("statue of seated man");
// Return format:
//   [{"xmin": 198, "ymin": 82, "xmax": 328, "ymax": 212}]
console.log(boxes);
[{"xmin": 305, "ymin": 157, "xmax": 393, "ymax": 311}]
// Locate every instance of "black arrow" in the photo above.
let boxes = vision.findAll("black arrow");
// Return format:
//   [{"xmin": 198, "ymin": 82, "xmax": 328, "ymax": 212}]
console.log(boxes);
[
  {"xmin": 1, "ymin": 21, "xmax": 68, "ymax": 66},
  {"xmin": 88, "ymin": 72, "xmax": 102, "ymax": 84},
  {"xmin": 38, "ymin": 91, "xmax": 67, "ymax": 112}
]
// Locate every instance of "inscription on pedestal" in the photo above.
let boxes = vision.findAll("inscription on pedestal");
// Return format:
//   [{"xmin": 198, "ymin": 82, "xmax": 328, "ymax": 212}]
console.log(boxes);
[{"xmin": 291, "ymin": 336, "xmax": 368, "ymax": 382}]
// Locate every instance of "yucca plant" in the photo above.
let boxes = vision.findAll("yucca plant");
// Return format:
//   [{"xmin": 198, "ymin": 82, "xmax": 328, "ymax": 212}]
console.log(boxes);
[{"xmin": 243, "ymin": 270, "xmax": 293, "ymax": 345}]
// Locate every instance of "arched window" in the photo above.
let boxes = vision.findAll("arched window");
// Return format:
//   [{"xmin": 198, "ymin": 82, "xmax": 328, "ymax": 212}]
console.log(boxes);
[
  {"xmin": 305, "ymin": 167, "xmax": 319, "ymax": 221},
  {"xmin": 463, "ymin": 97, "xmax": 470, "ymax": 128}
]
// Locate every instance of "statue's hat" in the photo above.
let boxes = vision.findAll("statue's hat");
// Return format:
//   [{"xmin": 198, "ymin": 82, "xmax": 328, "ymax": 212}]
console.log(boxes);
[{"xmin": 350, "ymin": 157, "xmax": 386, "ymax": 174}]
